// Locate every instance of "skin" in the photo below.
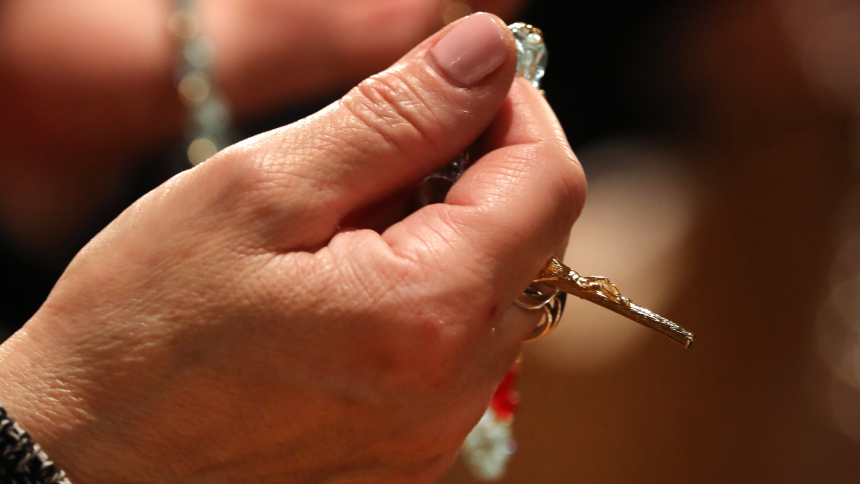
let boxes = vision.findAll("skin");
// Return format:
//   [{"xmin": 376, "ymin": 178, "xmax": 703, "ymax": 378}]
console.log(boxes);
[
  {"xmin": 0, "ymin": 15, "xmax": 585, "ymax": 484},
  {"xmin": 0, "ymin": 0, "xmax": 525, "ymax": 255}
]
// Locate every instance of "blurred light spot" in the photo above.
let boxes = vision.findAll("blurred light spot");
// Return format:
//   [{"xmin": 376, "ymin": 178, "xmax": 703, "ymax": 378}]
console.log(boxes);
[
  {"xmin": 184, "ymin": 38, "xmax": 213, "ymax": 69},
  {"xmin": 828, "ymin": 380, "xmax": 860, "ymax": 445},
  {"xmin": 193, "ymin": 98, "xmax": 230, "ymax": 133},
  {"xmin": 817, "ymin": 283, "xmax": 860, "ymax": 386},
  {"xmin": 188, "ymin": 137, "xmax": 218, "ymax": 165},
  {"xmin": 178, "ymin": 71, "xmax": 211, "ymax": 104},
  {"xmin": 168, "ymin": 11, "xmax": 200, "ymax": 39},
  {"xmin": 816, "ymin": 110, "xmax": 860, "ymax": 444}
]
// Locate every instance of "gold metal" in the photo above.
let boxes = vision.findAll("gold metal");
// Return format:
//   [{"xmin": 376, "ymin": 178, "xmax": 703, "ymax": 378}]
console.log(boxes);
[
  {"xmin": 525, "ymin": 291, "xmax": 566, "ymax": 342},
  {"xmin": 533, "ymin": 257, "xmax": 695, "ymax": 348},
  {"xmin": 515, "ymin": 283, "xmax": 559, "ymax": 310}
]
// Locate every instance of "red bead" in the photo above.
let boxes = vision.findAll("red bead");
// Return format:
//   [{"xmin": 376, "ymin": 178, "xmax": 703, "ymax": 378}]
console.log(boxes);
[{"xmin": 490, "ymin": 367, "xmax": 520, "ymax": 422}]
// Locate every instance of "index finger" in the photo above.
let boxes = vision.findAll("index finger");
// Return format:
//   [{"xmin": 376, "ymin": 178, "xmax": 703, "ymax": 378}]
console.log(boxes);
[{"xmin": 382, "ymin": 78, "xmax": 586, "ymax": 342}]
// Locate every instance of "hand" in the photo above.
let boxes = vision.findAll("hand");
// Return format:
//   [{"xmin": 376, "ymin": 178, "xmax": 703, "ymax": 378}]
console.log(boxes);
[{"xmin": 0, "ymin": 14, "xmax": 584, "ymax": 484}]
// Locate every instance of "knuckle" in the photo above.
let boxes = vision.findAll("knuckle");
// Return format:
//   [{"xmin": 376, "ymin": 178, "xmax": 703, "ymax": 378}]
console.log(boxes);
[
  {"xmin": 343, "ymin": 71, "xmax": 441, "ymax": 158},
  {"xmin": 365, "ymin": 286, "xmax": 495, "ymax": 393},
  {"xmin": 202, "ymin": 148, "xmax": 275, "ymax": 209},
  {"xmin": 235, "ymin": 166, "xmax": 300, "ymax": 220},
  {"xmin": 406, "ymin": 289, "xmax": 496, "ymax": 383},
  {"xmin": 222, "ymin": 129, "xmax": 337, "ymax": 200},
  {"xmin": 550, "ymin": 147, "xmax": 587, "ymax": 228},
  {"xmin": 204, "ymin": 147, "xmax": 337, "ymax": 245}
]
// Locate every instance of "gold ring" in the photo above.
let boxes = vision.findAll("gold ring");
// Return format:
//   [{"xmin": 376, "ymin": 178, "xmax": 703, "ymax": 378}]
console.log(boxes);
[
  {"xmin": 515, "ymin": 281, "xmax": 565, "ymax": 341},
  {"xmin": 515, "ymin": 282, "xmax": 559, "ymax": 310},
  {"xmin": 524, "ymin": 291, "xmax": 566, "ymax": 342}
]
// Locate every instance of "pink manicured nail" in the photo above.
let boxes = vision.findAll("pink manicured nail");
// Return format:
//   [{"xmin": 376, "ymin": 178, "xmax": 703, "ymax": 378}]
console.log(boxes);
[{"xmin": 428, "ymin": 13, "xmax": 509, "ymax": 85}]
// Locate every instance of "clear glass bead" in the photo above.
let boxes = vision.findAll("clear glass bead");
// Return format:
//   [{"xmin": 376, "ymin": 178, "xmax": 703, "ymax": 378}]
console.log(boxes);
[{"xmin": 509, "ymin": 23, "xmax": 548, "ymax": 89}]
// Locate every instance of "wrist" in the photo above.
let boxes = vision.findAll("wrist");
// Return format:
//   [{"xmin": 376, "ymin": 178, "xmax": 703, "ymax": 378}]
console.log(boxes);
[{"xmin": 0, "ymin": 315, "xmax": 96, "ymax": 484}]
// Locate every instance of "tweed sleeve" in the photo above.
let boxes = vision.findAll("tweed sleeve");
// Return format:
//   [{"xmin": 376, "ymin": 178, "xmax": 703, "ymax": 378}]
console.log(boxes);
[{"xmin": 0, "ymin": 407, "xmax": 71, "ymax": 484}]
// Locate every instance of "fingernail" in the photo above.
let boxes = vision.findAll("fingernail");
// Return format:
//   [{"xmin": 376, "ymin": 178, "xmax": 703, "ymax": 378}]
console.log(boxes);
[{"xmin": 429, "ymin": 13, "xmax": 509, "ymax": 86}]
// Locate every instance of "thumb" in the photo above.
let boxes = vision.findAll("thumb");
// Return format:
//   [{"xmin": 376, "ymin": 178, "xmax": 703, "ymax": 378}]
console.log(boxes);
[{"xmin": 213, "ymin": 13, "xmax": 518, "ymax": 249}]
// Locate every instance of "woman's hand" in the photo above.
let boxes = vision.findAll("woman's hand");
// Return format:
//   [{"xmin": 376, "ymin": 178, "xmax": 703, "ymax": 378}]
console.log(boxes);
[{"xmin": 0, "ymin": 14, "xmax": 584, "ymax": 484}]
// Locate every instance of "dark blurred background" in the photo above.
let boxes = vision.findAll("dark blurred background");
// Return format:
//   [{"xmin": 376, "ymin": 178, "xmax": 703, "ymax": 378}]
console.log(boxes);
[{"xmin": 2, "ymin": 0, "xmax": 860, "ymax": 482}]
